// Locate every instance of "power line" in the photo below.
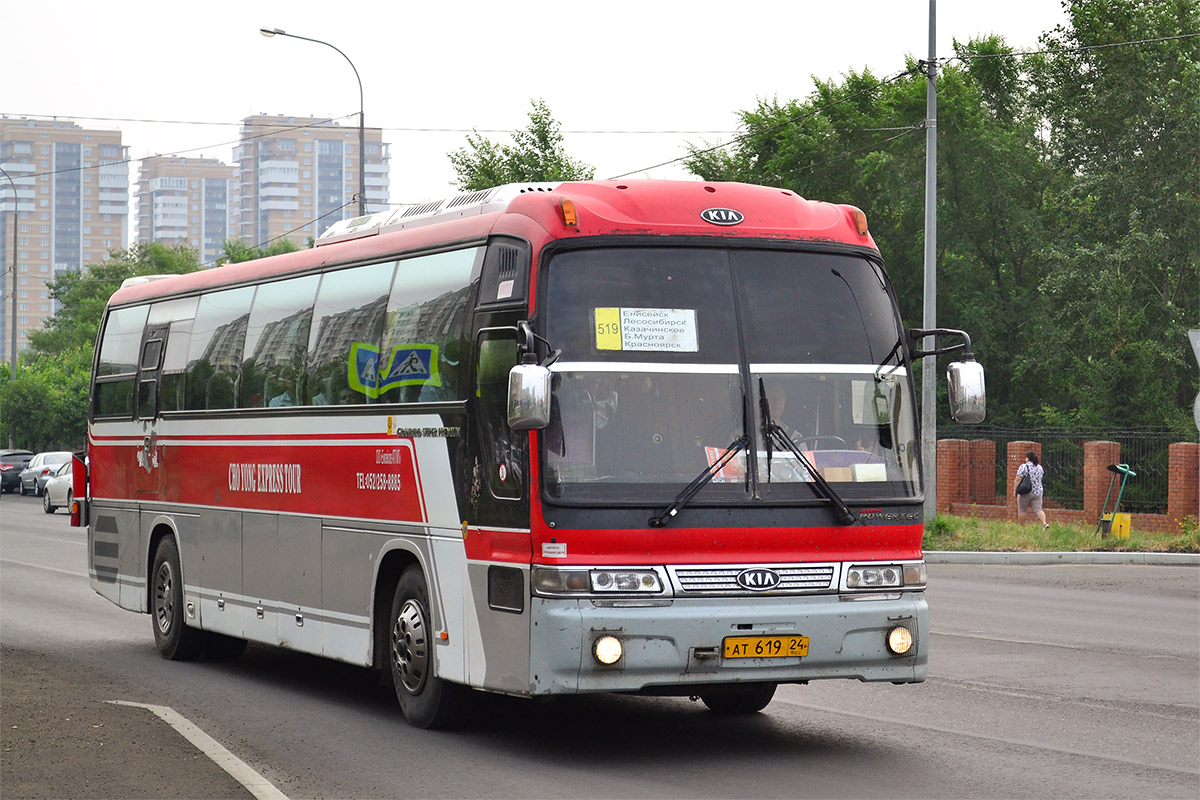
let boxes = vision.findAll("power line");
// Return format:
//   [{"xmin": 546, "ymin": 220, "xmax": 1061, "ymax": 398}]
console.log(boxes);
[
  {"xmin": 608, "ymin": 65, "xmax": 922, "ymax": 180},
  {"xmin": 6, "ymin": 112, "xmax": 739, "ymax": 137},
  {"xmin": 950, "ymin": 31, "xmax": 1200, "ymax": 61},
  {"xmin": 3, "ymin": 114, "xmax": 358, "ymax": 183}
]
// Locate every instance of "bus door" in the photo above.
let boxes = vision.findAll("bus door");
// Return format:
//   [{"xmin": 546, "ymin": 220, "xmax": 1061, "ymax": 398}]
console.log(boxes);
[
  {"xmin": 460, "ymin": 241, "xmax": 533, "ymax": 693},
  {"xmin": 135, "ymin": 324, "xmax": 168, "ymax": 497}
]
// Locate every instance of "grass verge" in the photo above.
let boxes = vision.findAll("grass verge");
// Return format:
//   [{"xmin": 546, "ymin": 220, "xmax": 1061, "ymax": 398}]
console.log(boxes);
[{"xmin": 923, "ymin": 513, "xmax": 1199, "ymax": 553}]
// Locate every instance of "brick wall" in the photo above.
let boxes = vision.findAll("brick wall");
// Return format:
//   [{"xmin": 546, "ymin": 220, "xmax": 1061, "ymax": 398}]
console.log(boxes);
[
  {"xmin": 937, "ymin": 437, "xmax": 1195, "ymax": 533},
  {"xmin": 1168, "ymin": 442, "xmax": 1199, "ymax": 527}
]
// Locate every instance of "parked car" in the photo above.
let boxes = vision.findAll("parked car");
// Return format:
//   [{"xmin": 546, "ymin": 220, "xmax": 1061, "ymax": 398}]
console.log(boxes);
[
  {"xmin": 1, "ymin": 449, "xmax": 34, "ymax": 493},
  {"xmin": 19, "ymin": 451, "xmax": 72, "ymax": 496},
  {"xmin": 42, "ymin": 461, "xmax": 75, "ymax": 514}
]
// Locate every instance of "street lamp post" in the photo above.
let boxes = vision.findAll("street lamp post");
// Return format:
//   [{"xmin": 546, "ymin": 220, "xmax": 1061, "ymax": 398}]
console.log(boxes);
[
  {"xmin": 2, "ymin": 167, "xmax": 19, "ymax": 381},
  {"xmin": 259, "ymin": 27, "xmax": 367, "ymax": 218}
]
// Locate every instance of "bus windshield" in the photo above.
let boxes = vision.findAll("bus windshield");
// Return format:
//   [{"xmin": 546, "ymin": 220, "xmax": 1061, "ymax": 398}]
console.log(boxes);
[{"xmin": 541, "ymin": 246, "xmax": 919, "ymax": 504}]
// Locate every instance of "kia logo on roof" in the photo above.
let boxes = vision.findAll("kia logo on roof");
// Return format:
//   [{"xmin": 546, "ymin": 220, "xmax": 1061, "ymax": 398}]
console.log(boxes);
[
  {"xmin": 700, "ymin": 208, "xmax": 745, "ymax": 226},
  {"xmin": 736, "ymin": 568, "xmax": 781, "ymax": 591}
]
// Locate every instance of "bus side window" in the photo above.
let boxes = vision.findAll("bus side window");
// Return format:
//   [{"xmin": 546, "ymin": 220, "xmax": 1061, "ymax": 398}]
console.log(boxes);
[
  {"xmin": 378, "ymin": 248, "xmax": 479, "ymax": 404},
  {"xmin": 185, "ymin": 287, "xmax": 255, "ymax": 411},
  {"xmin": 240, "ymin": 275, "xmax": 318, "ymax": 409},
  {"xmin": 476, "ymin": 334, "xmax": 523, "ymax": 500}
]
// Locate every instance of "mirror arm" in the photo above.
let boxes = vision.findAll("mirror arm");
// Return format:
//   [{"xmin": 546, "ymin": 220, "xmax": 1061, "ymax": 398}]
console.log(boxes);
[{"xmin": 908, "ymin": 327, "xmax": 975, "ymax": 360}]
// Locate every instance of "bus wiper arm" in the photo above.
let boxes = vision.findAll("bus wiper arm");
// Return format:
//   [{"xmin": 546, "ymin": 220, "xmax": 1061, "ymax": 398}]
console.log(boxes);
[
  {"xmin": 649, "ymin": 435, "xmax": 749, "ymax": 528},
  {"xmin": 764, "ymin": 423, "xmax": 858, "ymax": 526}
]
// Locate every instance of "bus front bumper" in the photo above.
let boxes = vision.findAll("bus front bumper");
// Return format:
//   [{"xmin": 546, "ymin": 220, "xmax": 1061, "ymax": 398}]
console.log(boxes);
[{"xmin": 528, "ymin": 591, "xmax": 927, "ymax": 695}]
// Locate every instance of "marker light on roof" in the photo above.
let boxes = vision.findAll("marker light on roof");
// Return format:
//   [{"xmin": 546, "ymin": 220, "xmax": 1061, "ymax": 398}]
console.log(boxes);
[
  {"xmin": 850, "ymin": 207, "xmax": 869, "ymax": 236},
  {"xmin": 559, "ymin": 197, "xmax": 578, "ymax": 227}
]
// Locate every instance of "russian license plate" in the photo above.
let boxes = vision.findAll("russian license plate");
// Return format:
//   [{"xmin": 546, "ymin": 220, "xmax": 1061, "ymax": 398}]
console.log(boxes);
[{"xmin": 723, "ymin": 635, "xmax": 809, "ymax": 659}]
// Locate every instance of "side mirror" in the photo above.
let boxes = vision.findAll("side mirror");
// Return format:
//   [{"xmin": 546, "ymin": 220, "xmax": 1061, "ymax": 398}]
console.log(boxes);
[
  {"xmin": 947, "ymin": 360, "xmax": 986, "ymax": 424},
  {"xmin": 508, "ymin": 360, "xmax": 551, "ymax": 430}
]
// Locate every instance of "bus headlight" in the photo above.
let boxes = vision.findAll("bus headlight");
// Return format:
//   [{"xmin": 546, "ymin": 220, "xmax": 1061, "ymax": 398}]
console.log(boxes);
[
  {"xmin": 846, "ymin": 565, "xmax": 903, "ymax": 589},
  {"xmin": 531, "ymin": 567, "xmax": 664, "ymax": 596},
  {"xmin": 845, "ymin": 562, "xmax": 925, "ymax": 590},
  {"xmin": 590, "ymin": 570, "xmax": 662, "ymax": 593}
]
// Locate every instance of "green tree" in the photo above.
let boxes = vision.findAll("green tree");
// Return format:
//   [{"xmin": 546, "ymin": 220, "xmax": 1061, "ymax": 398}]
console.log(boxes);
[
  {"xmin": 218, "ymin": 237, "xmax": 299, "ymax": 265},
  {"xmin": 1026, "ymin": 0, "xmax": 1200, "ymax": 431},
  {"xmin": 449, "ymin": 99, "xmax": 595, "ymax": 191}
]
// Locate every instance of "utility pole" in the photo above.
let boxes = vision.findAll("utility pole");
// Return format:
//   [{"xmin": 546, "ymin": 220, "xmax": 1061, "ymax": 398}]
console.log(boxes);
[{"xmin": 921, "ymin": 1, "xmax": 939, "ymax": 522}]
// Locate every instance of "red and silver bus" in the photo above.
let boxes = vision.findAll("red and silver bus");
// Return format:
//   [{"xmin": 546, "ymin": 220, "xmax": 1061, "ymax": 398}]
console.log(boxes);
[{"xmin": 79, "ymin": 180, "xmax": 984, "ymax": 728}]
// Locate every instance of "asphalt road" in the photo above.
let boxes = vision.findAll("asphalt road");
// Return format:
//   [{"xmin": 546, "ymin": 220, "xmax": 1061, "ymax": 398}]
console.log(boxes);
[{"xmin": 2, "ymin": 492, "xmax": 1197, "ymax": 799}]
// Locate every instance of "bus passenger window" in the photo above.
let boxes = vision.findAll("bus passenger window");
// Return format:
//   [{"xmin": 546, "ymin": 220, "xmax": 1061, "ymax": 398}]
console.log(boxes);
[
  {"xmin": 185, "ymin": 287, "xmax": 255, "ymax": 411},
  {"xmin": 240, "ymin": 275, "xmax": 318, "ymax": 409},
  {"xmin": 378, "ymin": 248, "xmax": 478, "ymax": 404},
  {"xmin": 306, "ymin": 260, "xmax": 394, "ymax": 405}
]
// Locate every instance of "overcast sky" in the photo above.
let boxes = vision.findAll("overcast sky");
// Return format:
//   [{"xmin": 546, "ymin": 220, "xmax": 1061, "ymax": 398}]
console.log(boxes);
[{"xmin": 7, "ymin": 1, "xmax": 1069, "ymax": 205}]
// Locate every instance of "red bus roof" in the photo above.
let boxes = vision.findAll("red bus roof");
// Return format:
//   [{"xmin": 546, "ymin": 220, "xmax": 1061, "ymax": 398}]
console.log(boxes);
[{"xmin": 107, "ymin": 180, "xmax": 877, "ymax": 308}]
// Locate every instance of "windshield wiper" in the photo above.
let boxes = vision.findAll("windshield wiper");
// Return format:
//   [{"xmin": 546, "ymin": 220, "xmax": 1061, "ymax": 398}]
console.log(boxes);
[
  {"xmin": 649, "ymin": 435, "xmax": 749, "ymax": 528},
  {"xmin": 758, "ymin": 378, "xmax": 857, "ymax": 526}
]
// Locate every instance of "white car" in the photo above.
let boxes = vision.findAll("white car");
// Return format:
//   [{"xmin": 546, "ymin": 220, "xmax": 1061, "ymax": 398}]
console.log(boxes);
[{"xmin": 42, "ymin": 461, "xmax": 74, "ymax": 514}]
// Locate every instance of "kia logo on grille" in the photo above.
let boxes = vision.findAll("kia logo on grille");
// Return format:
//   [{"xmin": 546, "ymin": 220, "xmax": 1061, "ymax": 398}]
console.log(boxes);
[
  {"xmin": 736, "ymin": 568, "xmax": 781, "ymax": 591},
  {"xmin": 700, "ymin": 208, "xmax": 744, "ymax": 226}
]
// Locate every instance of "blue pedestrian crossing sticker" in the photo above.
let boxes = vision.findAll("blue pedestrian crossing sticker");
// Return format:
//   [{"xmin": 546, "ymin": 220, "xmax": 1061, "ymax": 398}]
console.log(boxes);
[{"xmin": 349, "ymin": 343, "xmax": 440, "ymax": 398}]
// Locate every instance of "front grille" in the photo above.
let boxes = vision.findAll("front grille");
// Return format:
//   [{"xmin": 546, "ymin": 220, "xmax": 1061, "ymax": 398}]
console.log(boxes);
[{"xmin": 670, "ymin": 563, "xmax": 838, "ymax": 595}]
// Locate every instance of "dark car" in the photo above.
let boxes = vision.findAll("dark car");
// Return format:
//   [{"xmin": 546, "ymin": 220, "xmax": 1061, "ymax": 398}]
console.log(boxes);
[
  {"xmin": 19, "ymin": 451, "xmax": 72, "ymax": 496},
  {"xmin": 1, "ymin": 449, "xmax": 34, "ymax": 493}
]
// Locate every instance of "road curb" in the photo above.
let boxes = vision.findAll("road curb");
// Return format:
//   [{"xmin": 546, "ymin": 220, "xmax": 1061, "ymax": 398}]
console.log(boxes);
[{"xmin": 925, "ymin": 550, "xmax": 1200, "ymax": 566}]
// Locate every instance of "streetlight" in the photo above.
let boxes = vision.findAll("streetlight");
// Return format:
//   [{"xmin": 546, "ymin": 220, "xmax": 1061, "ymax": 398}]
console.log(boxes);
[{"xmin": 259, "ymin": 27, "xmax": 367, "ymax": 217}]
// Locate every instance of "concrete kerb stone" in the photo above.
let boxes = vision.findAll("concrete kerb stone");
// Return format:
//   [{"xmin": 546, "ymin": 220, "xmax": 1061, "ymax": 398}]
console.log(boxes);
[{"xmin": 925, "ymin": 550, "xmax": 1200, "ymax": 566}]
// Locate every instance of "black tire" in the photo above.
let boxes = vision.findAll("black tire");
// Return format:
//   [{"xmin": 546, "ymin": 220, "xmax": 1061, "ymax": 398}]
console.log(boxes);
[
  {"xmin": 700, "ymin": 682, "xmax": 778, "ymax": 714},
  {"xmin": 34, "ymin": 481, "xmax": 43, "ymax": 497},
  {"xmin": 202, "ymin": 631, "xmax": 248, "ymax": 660},
  {"xmin": 150, "ymin": 537, "xmax": 203, "ymax": 660},
  {"xmin": 66, "ymin": 490, "xmax": 73, "ymax": 513},
  {"xmin": 42, "ymin": 491, "xmax": 55, "ymax": 514},
  {"xmin": 389, "ymin": 565, "xmax": 473, "ymax": 729},
  {"xmin": 19, "ymin": 482, "xmax": 28, "ymax": 496}
]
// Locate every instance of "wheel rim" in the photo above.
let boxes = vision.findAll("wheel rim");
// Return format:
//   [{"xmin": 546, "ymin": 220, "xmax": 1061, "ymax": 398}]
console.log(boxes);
[
  {"xmin": 391, "ymin": 598, "xmax": 429, "ymax": 695},
  {"xmin": 153, "ymin": 560, "xmax": 175, "ymax": 635},
  {"xmin": 43, "ymin": 493, "xmax": 50, "ymax": 511}
]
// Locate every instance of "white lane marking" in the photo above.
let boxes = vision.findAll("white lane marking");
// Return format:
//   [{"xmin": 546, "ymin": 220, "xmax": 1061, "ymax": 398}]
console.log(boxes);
[
  {"xmin": 1, "ymin": 558, "xmax": 87, "ymax": 578},
  {"xmin": 107, "ymin": 701, "xmax": 289, "ymax": 800}
]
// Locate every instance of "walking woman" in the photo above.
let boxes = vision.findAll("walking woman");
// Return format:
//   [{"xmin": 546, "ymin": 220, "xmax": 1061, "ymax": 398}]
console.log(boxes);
[{"xmin": 1014, "ymin": 450, "xmax": 1049, "ymax": 529}]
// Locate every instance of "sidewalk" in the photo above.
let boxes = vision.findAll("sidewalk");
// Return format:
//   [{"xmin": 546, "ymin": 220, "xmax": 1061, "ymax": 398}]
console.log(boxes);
[{"xmin": 926, "ymin": 550, "xmax": 1199, "ymax": 566}]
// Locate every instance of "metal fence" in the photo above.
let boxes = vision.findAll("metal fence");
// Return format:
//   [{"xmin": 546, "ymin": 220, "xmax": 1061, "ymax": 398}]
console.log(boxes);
[{"xmin": 965, "ymin": 427, "xmax": 1196, "ymax": 515}]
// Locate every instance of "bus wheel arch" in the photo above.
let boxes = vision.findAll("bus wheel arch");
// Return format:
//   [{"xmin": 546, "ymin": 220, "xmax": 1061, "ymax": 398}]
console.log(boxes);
[{"xmin": 386, "ymin": 563, "xmax": 474, "ymax": 729}]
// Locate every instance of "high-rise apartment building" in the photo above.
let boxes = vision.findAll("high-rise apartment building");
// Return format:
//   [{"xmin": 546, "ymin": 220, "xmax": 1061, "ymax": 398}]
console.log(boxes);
[
  {"xmin": 236, "ymin": 115, "xmax": 389, "ymax": 249},
  {"xmin": 0, "ymin": 117, "xmax": 129, "ymax": 364},
  {"xmin": 136, "ymin": 156, "xmax": 238, "ymax": 264}
]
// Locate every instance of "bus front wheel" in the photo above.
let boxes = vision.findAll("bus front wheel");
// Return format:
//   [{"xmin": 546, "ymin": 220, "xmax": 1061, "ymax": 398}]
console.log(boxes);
[
  {"xmin": 151, "ymin": 537, "xmax": 203, "ymax": 660},
  {"xmin": 389, "ymin": 565, "xmax": 473, "ymax": 728},
  {"xmin": 700, "ymin": 682, "xmax": 778, "ymax": 714}
]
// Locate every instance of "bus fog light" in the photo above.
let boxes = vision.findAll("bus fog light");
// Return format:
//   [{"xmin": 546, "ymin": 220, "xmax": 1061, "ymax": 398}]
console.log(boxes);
[
  {"xmin": 593, "ymin": 635, "xmax": 623, "ymax": 665},
  {"xmin": 887, "ymin": 626, "xmax": 914, "ymax": 655}
]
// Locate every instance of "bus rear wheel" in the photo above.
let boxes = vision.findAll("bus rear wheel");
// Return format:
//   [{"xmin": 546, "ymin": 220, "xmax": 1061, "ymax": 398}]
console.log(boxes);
[
  {"xmin": 151, "ymin": 537, "xmax": 203, "ymax": 660},
  {"xmin": 699, "ymin": 682, "xmax": 778, "ymax": 714},
  {"xmin": 389, "ymin": 565, "xmax": 472, "ymax": 729}
]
